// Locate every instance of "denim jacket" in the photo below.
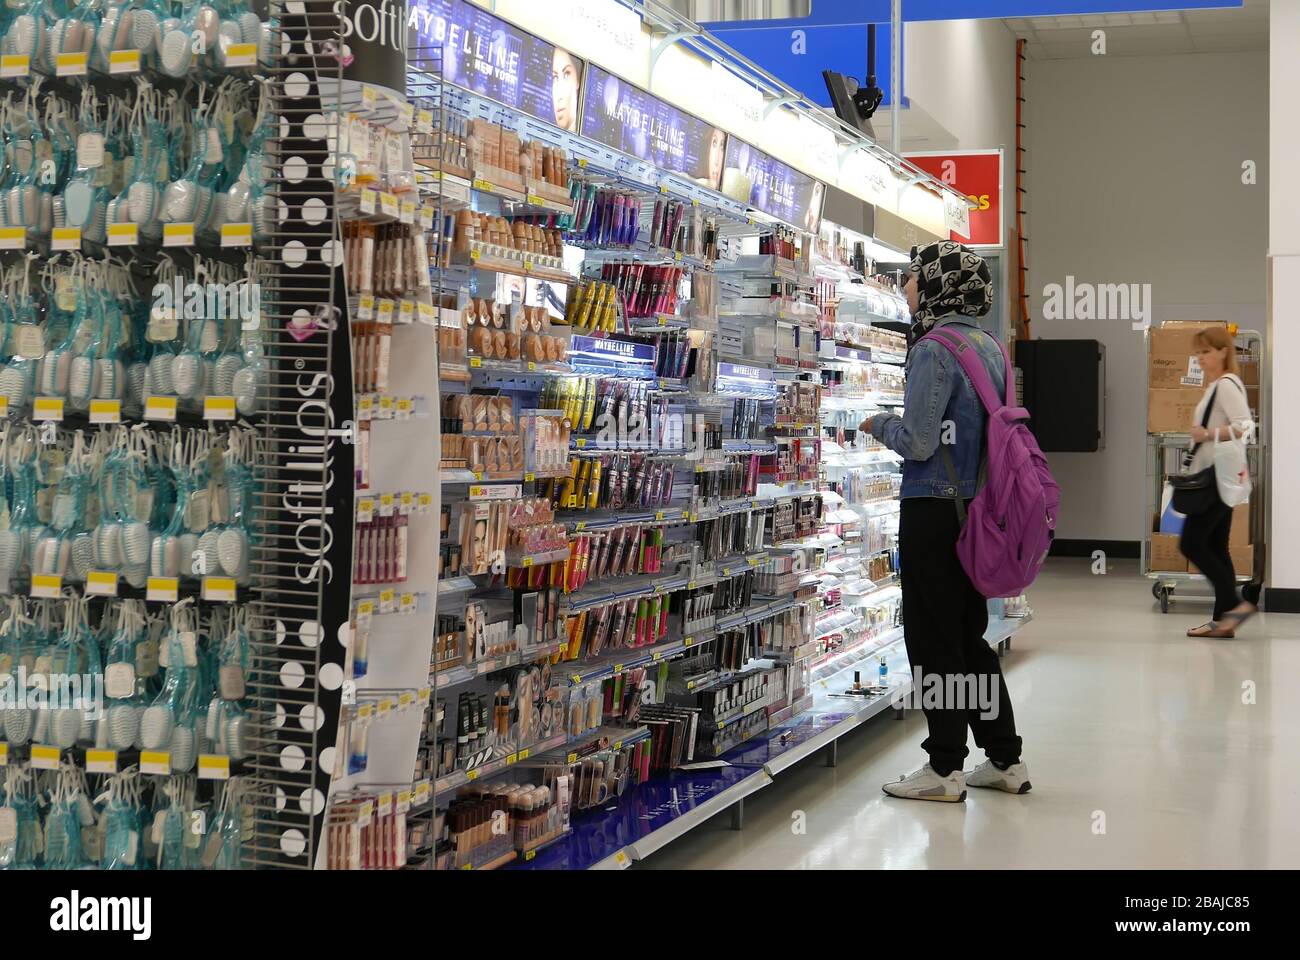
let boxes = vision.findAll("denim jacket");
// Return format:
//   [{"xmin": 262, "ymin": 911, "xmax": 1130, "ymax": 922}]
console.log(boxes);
[{"xmin": 869, "ymin": 319, "xmax": 1008, "ymax": 499}]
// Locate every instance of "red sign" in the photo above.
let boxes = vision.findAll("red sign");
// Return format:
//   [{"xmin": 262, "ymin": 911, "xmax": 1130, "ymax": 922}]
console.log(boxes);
[{"xmin": 905, "ymin": 150, "xmax": 1003, "ymax": 247}]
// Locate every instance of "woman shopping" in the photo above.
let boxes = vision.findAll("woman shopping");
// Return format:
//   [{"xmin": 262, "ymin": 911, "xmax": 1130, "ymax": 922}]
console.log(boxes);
[
  {"xmin": 1176, "ymin": 327, "xmax": 1257, "ymax": 638},
  {"xmin": 858, "ymin": 241, "xmax": 1028, "ymax": 803}
]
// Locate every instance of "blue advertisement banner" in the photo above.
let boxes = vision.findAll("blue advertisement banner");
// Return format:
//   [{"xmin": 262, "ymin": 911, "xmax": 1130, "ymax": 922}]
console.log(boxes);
[
  {"xmin": 408, "ymin": 0, "xmax": 585, "ymax": 132},
  {"xmin": 721, "ymin": 139, "xmax": 825, "ymax": 234},
  {"xmin": 579, "ymin": 65, "xmax": 730, "ymax": 191}
]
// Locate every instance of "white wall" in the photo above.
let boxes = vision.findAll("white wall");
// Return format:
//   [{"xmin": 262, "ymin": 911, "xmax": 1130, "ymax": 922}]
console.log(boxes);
[
  {"xmin": 1270, "ymin": 1, "xmax": 1300, "ymax": 590},
  {"xmin": 905, "ymin": 18, "xmax": 1017, "ymax": 161},
  {"xmin": 904, "ymin": 18, "xmax": 1019, "ymax": 337},
  {"xmin": 1023, "ymin": 51, "xmax": 1269, "ymax": 542}
]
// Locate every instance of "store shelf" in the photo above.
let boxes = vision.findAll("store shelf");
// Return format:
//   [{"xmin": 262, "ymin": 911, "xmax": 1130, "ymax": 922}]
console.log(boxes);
[
  {"xmin": 513, "ymin": 606, "xmax": 1037, "ymax": 869},
  {"xmin": 557, "ymin": 637, "xmax": 691, "ymax": 686},
  {"xmin": 433, "ymin": 639, "xmax": 568, "ymax": 691}
]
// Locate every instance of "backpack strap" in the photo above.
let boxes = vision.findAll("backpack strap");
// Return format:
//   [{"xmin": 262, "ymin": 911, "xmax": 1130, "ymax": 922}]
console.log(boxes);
[{"xmin": 923, "ymin": 326, "xmax": 1012, "ymax": 414}]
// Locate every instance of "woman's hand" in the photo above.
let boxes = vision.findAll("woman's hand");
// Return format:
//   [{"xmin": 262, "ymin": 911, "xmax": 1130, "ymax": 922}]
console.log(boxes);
[
  {"xmin": 858, "ymin": 417, "xmax": 875, "ymax": 436},
  {"xmin": 1189, "ymin": 425, "xmax": 1211, "ymax": 442}
]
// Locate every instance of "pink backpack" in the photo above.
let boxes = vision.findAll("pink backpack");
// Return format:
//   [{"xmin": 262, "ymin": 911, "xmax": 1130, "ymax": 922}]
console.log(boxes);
[{"xmin": 925, "ymin": 327, "xmax": 1060, "ymax": 598}]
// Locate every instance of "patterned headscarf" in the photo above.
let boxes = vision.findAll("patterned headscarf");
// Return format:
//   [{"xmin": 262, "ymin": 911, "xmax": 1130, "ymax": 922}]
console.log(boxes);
[{"xmin": 906, "ymin": 241, "xmax": 993, "ymax": 346}]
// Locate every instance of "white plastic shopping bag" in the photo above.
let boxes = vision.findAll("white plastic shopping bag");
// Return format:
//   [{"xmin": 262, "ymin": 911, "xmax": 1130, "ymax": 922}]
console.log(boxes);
[{"xmin": 1214, "ymin": 434, "xmax": 1252, "ymax": 507}]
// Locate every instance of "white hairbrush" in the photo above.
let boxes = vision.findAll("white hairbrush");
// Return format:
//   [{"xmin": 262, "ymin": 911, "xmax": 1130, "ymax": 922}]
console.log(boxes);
[{"xmin": 138, "ymin": 703, "xmax": 174, "ymax": 749}]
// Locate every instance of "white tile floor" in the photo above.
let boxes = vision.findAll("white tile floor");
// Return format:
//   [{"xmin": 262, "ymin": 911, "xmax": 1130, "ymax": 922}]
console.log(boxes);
[{"xmin": 639, "ymin": 559, "xmax": 1300, "ymax": 869}]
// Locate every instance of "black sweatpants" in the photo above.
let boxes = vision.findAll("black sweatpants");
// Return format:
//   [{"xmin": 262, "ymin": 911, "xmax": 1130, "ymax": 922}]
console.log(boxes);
[
  {"xmin": 899, "ymin": 497, "xmax": 1023, "ymax": 777},
  {"xmin": 1178, "ymin": 498, "xmax": 1240, "ymax": 621}
]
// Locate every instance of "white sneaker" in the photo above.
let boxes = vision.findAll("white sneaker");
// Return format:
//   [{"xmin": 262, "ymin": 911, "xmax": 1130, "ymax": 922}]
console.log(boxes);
[
  {"xmin": 966, "ymin": 760, "xmax": 1032, "ymax": 794},
  {"xmin": 882, "ymin": 764, "xmax": 967, "ymax": 802}
]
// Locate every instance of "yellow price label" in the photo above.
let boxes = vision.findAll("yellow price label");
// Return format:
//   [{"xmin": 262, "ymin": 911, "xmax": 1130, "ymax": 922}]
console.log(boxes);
[
  {"xmin": 86, "ymin": 571, "xmax": 119, "ymax": 597},
  {"xmin": 86, "ymin": 749, "xmax": 117, "ymax": 773},
  {"xmin": 519, "ymin": 749, "xmax": 530, "ymax": 760},
  {"xmin": 469, "ymin": 357, "xmax": 482, "ymax": 367},
  {"xmin": 33, "ymin": 397, "xmax": 64, "ymax": 421},
  {"xmin": 197, "ymin": 755, "xmax": 231, "ymax": 780},
  {"xmin": 506, "ymin": 753, "xmax": 518, "ymax": 765},
  {"xmin": 52, "ymin": 226, "xmax": 81, "ymax": 250},
  {"xmin": 147, "ymin": 577, "xmax": 179, "ymax": 602},
  {"xmin": 162, "ymin": 222, "xmax": 194, "ymax": 247},
  {"xmin": 0, "ymin": 54, "xmax": 30, "ymax": 78},
  {"xmin": 203, "ymin": 396, "xmax": 237, "ymax": 421},
  {"xmin": 107, "ymin": 222, "xmax": 138, "ymax": 246},
  {"xmin": 56, "ymin": 51, "xmax": 88, "ymax": 75},
  {"xmin": 566, "ymin": 753, "xmax": 578, "ymax": 764},
  {"xmin": 224, "ymin": 42, "xmax": 256, "ymax": 67},
  {"xmin": 466, "ymin": 769, "xmax": 479, "ymax": 781},
  {"xmin": 221, "ymin": 222, "xmax": 253, "ymax": 247},
  {"xmin": 143, "ymin": 395, "xmax": 178, "ymax": 422},
  {"xmin": 89, "ymin": 399, "xmax": 121, "ymax": 424},
  {"xmin": 31, "ymin": 745, "xmax": 61, "ymax": 769},
  {"xmin": 31, "ymin": 574, "xmax": 62, "ymax": 598}
]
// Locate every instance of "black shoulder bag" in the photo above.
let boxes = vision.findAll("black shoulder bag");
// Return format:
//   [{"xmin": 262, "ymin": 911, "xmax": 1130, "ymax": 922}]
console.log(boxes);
[{"xmin": 1168, "ymin": 383, "xmax": 1220, "ymax": 515}]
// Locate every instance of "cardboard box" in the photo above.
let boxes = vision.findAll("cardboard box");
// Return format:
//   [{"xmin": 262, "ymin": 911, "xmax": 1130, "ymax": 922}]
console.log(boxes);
[
  {"xmin": 1247, "ymin": 386, "xmax": 1260, "ymax": 414},
  {"xmin": 1189, "ymin": 545, "xmax": 1253, "ymax": 579},
  {"xmin": 1149, "ymin": 353, "xmax": 1206, "ymax": 389},
  {"xmin": 1150, "ymin": 321, "xmax": 1225, "ymax": 356},
  {"xmin": 1230, "ymin": 502, "xmax": 1251, "ymax": 547},
  {"xmin": 1150, "ymin": 533, "xmax": 1187, "ymax": 571},
  {"xmin": 1239, "ymin": 358, "xmax": 1260, "ymax": 386},
  {"xmin": 1231, "ymin": 544, "xmax": 1254, "ymax": 577},
  {"xmin": 1148, "ymin": 387, "xmax": 1203, "ymax": 434}
]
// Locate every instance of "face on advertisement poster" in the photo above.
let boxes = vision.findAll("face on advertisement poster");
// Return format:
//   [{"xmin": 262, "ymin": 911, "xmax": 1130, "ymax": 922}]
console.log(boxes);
[
  {"xmin": 703, "ymin": 127, "xmax": 727, "ymax": 192},
  {"xmin": 805, "ymin": 181, "xmax": 825, "ymax": 234},
  {"xmin": 552, "ymin": 48, "xmax": 582, "ymax": 132}
]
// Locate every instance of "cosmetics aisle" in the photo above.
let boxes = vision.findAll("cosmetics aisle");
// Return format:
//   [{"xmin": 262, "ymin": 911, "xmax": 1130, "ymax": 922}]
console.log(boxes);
[{"xmin": 324, "ymin": 2, "xmax": 1033, "ymax": 871}]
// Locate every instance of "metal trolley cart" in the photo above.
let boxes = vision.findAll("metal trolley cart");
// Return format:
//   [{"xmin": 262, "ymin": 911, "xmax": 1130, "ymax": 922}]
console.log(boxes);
[{"xmin": 1142, "ymin": 327, "xmax": 1266, "ymax": 613}]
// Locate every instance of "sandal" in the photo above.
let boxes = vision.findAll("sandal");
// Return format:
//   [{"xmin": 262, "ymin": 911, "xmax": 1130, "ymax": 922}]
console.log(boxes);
[
  {"xmin": 1216, "ymin": 604, "xmax": 1259, "ymax": 632},
  {"xmin": 1187, "ymin": 622, "xmax": 1219, "ymax": 638}
]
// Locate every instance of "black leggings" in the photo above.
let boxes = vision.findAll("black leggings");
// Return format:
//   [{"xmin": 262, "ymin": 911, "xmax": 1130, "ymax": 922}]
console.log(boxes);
[
  {"xmin": 899, "ymin": 497, "xmax": 1023, "ymax": 777},
  {"xmin": 1178, "ymin": 499, "xmax": 1240, "ymax": 621}
]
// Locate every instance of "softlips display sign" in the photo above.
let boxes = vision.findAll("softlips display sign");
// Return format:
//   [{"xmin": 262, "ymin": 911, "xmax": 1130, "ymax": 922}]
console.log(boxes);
[{"xmin": 329, "ymin": 0, "xmax": 410, "ymax": 93}]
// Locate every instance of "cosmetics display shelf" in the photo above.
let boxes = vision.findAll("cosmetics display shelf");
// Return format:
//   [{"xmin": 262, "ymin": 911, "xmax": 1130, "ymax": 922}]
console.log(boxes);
[
  {"xmin": 533, "ymin": 724, "xmax": 655, "ymax": 767},
  {"xmin": 821, "ymin": 343, "xmax": 909, "ymax": 367},
  {"xmin": 716, "ymin": 254, "xmax": 809, "ymax": 285},
  {"xmin": 517, "ymin": 609, "xmax": 1048, "ymax": 871},
  {"xmin": 985, "ymin": 611, "xmax": 1034, "ymax": 649},
  {"xmin": 557, "ymin": 637, "xmax": 692, "ymax": 688},
  {"xmin": 822, "ymin": 449, "xmax": 904, "ymax": 466},
  {"xmin": 573, "ymin": 239, "xmax": 714, "ymax": 274},
  {"xmin": 813, "ymin": 609, "xmax": 863, "ymax": 641},
  {"xmin": 432, "ymin": 732, "xmax": 570, "ymax": 801},
  {"xmin": 447, "ymin": 249, "xmax": 579, "ymax": 285},
  {"xmin": 434, "ymin": 640, "xmax": 570, "ymax": 691}
]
